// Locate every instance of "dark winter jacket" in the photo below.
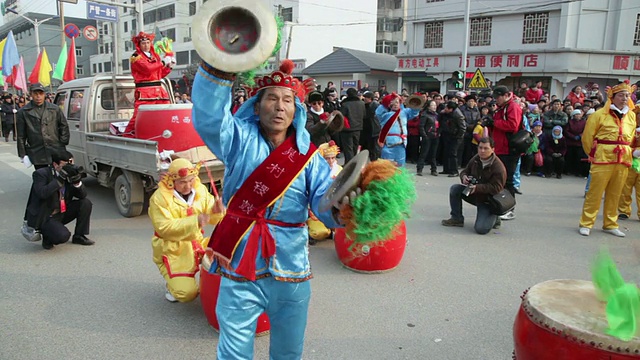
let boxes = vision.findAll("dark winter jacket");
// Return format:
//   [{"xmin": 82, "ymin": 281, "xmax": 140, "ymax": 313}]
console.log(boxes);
[
  {"xmin": 564, "ymin": 118, "xmax": 586, "ymax": 147},
  {"xmin": 460, "ymin": 105, "xmax": 481, "ymax": 136},
  {"xmin": 419, "ymin": 109, "xmax": 439, "ymax": 139},
  {"xmin": 460, "ymin": 153, "xmax": 507, "ymax": 203},
  {"xmin": 340, "ymin": 96, "xmax": 366, "ymax": 131},
  {"xmin": 16, "ymin": 100, "xmax": 70, "ymax": 166},
  {"xmin": 439, "ymin": 108, "xmax": 466, "ymax": 139},
  {"xmin": 1, "ymin": 101, "xmax": 17, "ymax": 124},
  {"xmin": 362, "ymin": 101, "xmax": 381, "ymax": 137}
]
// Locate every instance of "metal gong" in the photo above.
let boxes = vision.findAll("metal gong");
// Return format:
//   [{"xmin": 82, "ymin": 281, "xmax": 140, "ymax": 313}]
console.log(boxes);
[
  {"xmin": 319, "ymin": 150, "xmax": 370, "ymax": 212},
  {"xmin": 192, "ymin": 0, "xmax": 278, "ymax": 73}
]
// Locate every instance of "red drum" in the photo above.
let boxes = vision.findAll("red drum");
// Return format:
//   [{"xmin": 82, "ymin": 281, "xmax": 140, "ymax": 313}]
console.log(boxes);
[
  {"xmin": 513, "ymin": 279, "xmax": 640, "ymax": 359},
  {"xmin": 135, "ymin": 104, "xmax": 205, "ymax": 152},
  {"xmin": 199, "ymin": 267, "xmax": 270, "ymax": 336},
  {"xmin": 333, "ymin": 221, "xmax": 407, "ymax": 273}
]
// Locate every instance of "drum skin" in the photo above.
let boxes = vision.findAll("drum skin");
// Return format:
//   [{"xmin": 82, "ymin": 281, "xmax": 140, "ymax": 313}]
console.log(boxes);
[
  {"xmin": 513, "ymin": 304, "xmax": 640, "ymax": 359},
  {"xmin": 199, "ymin": 268, "xmax": 271, "ymax": 336},
  {"xmin": 135, "ymin": 104, "xmax": 205, "ymax": 152},
  {"xmin": 334, "ymin": 221, "xmax": 406, "ymax": 273}
]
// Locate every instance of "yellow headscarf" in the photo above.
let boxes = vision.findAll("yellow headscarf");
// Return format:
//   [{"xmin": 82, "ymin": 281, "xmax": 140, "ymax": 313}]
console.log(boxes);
[
  {"xmin": 160, "ymin": 158, "xmax": 201, "ymax": 189},
  {"xmin": 604, "ymin": 80, "xmax": 637, "ymax": 111}
]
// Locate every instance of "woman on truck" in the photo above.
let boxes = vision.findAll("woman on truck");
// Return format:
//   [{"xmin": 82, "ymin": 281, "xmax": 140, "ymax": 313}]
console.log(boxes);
[{"xmin": 122, "ymin": 32, "xmax": 174, "ymax": 137}]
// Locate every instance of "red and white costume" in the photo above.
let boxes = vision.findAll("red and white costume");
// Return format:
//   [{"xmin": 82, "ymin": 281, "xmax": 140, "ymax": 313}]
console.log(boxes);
[{"xmin": 123, "ymin": 32, "xmax": 172, "ymax": 136}]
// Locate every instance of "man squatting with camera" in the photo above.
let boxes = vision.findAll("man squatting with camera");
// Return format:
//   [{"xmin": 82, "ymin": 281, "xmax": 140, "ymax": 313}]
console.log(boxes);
[
  {"xmin": 26, "ymin": 149, "xmax": 94, "ymax": 250},
  {"xmin": 442, "ymin": 137, "xmax": 507, "ymax": 234}
]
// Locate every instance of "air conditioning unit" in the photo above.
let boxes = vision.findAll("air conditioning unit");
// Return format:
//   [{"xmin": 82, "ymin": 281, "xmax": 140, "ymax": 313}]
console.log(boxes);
[{"xmin": 183, "ymin": 37, "xmax": 192, "ymax": 42}]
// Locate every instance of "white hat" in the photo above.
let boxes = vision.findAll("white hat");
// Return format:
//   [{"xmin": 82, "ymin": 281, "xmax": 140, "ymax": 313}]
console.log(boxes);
[{"xmin": 586, "ymin": 108, "xmax": 595, "ymax": 115}]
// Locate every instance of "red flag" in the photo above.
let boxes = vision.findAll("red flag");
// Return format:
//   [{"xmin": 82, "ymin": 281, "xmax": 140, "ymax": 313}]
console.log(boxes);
[
  {"xmin": 6, "ymin": 66, "xmax": 17, "ymax": 86},
  {"xmin": 63, "ymin": 37, "xmax": 76, "ymax": 82},
  {"xmin": 28, "ymin": 50, "xmax": 43, "ymax": 84}
]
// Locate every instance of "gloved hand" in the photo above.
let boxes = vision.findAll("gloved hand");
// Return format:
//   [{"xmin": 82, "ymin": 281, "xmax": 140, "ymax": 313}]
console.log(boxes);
[
  {"xmin": 61, "ymin": 164, "xmax": 83, "ymax": 184},
  {"xmin": 337, "ymin": 187, "xmax": 363, "ymax": 210},
  {"xmin": 552, "ymin": 153, "xmax": 562, "ymax": 158},
  {"xmin": 633, "ymin": 149, "xmax": 640, "ymax": 158},
  {"xmin": 162, "ymin": 55, "xmax": 173, "ymax": 67},
  {"xmin": 12, "ymin": 109, "xmax": 17, "ymax": 113}
]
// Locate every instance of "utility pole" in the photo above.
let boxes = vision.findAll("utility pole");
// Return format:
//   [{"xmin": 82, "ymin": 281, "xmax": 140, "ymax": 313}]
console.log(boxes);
[
  {"xmin": 6, "ymin": 9, "xmax": 58, "ymax": 55},
  {"xmin": 274, "ymin": 5, "xmax": 282, "ymax": 64},
  {"xmin": 461, "ymin": 0, "xmax": 471, "ymax": 92},
  {"xmin": 59, "ymin": 1, "xmax": 66, "ymax": 48}
]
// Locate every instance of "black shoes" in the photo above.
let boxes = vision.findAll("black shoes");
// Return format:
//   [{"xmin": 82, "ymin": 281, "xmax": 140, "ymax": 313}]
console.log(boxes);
[
  {"xmin": 416, "ymin": 170, "xmax": 423, "ymax": 176},
  {"xmin": 514, "ymin": 188, "xmax": 523, "ymax": 195},
  {"xmin": 447, "ymin": 173, "xmax": 459, "ymax": 177},
  {"xmin": 72, "ymin": 235, "xmax": 95, "ymax": 246},
  {"xmin": 431, "ymin": 171, "xmax": 438, "ymax": 176},
  {"xmin": 42, "ymin": 239, "xmax": 54, "ymax": 250}
]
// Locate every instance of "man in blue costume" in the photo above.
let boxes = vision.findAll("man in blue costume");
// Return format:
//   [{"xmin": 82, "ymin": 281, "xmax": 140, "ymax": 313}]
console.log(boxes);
[
  {"xmin": 192, "ymin": 59, "xmax": 347, "ymax": 359},
  {"xmin": 376, "ymin": 93, "xmax": 421, "ymax": 166}
]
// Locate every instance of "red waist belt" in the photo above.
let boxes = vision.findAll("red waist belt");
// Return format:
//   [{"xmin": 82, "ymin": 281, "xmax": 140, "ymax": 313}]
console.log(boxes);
[
  {"xmin": 589, "ymin": 139, "xmax": 631, "ymax": 162},
  {"xmin": 229, "ymin": 210, "xmax": 305, "ymax": 276}
]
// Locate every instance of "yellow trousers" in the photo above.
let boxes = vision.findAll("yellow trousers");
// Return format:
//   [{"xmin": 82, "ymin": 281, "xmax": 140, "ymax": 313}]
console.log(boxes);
[
  {"xmin": 307, "ymin": 212, "xmax": 332, "ymax": 240},
  {"xmin": 580, "ymin": 164, "xmax": 628, "ymax": 229},
  {"xmin": 618, "ymin": 170, "xmax": 640, "ymax": 219},
  {"xmin": 158, "ymin": 263, "xmax": 199, "ymax": 303}
]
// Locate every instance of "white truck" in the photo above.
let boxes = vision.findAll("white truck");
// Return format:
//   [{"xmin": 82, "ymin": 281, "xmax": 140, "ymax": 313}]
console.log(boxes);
[{"xmin": 54, "ymin": 75, "xmax": 224, "ymax": 217}]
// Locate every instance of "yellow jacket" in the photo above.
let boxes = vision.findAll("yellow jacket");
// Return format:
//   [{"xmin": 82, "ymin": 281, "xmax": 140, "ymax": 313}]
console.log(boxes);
[
  {"xmin": 582, "ymin": 107, "xmax": 637, "ymax": 166},
  {"xmin": 150, "ymin": 180, "xmax": 224, "ymax": 277}
]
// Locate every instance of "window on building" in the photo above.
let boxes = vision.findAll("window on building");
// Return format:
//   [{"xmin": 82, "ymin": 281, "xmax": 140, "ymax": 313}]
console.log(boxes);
[
  {"xmin": 522, "ymin": 12, "xmax": 549, "ymax": 44},
  {"xmin": 469, "ymin": 17, "xmax": 492, "ymax": 46},
  {"xmin": 103, "ymin": 23, "xmax": 109, "ymax": 36},
  {"xmin": 423, "ymin": 21, "xmax": 443, "ymax": 48},
  {"xmin": 165, "ymin": 28, "xmax": 176, "ymax": 41},
  {"xmin": 99, "ymin": 45, "xmax": 104, "ymax": 54},
  {"xmin": 124, "ymin": 21, "xmax": 128, "ymax": 33},
  {"xmin": 392, "ymin": 0, "xmax": 402, "ymax": 9},
  {"xmin": 190, "ymin": 49, "xmax": 201, "ymax": 63},
  {"xmin": 376, "ymin": 40, "xmax": 398, "ymax": 55},
  {"xmin": 104, "ymin": 62, "xmax": 112, "ymax": 73},
  {"xmin": 426, "ymin": 0, "xmax": 444, "ymax": 2},
  {"xmin": 76, "ymin": 47, "xmax": 83, "ymax": 57},
  {"xmin": 122, "ymin": 59, "xmax": 130, "ymax": 71},
  {"xmin": 377, "ymin": 17, "xmax": 402, "ymax": 32},
  {"xmin": 92, "ymin": 63, "xmax": 97, "ymax": 74},
  {"xmin": 143, "ymin": 4, "xmax": 175, "ymax": 23},
  {"xmin": 104, "ymin": 42, "xmax": 110, "ymax": 54},
  {"xmin": 280, "ymin": 7, "xmax": 293, "ymax": 22},
  {"xmin": 378, "ymin": 0, "xmax": 386, "ymax": 8},
  {"xmin": 189, "ymin": 1, "xmax": 196, "ymax": 16},
  {"xmin": 131, "ymin": 19, "xmax": 137, "ymax": 33},
  {"xmin": 634, "ymin": 14, "xmax": 640, "ymax": 46},
  {"xmin": 98, "ymin": 63, "xmax": 103, "ymax": 72},
  {"xmin": 76, "ymin": 65, "xmax": 84, "ymax": 76},
  {"xmin": 176, "ymin": 51, "xmax": 189, "ymax": 65}
]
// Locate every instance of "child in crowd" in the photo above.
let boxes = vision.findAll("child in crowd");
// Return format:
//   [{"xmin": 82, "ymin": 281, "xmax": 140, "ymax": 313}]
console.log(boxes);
[{"xmin": 307, "ymin": 141, "xmax": 342, "ymax": 244}]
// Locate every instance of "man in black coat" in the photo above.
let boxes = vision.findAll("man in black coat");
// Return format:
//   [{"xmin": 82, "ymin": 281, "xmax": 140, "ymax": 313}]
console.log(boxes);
[
  {"xmin": 360, "ymin": 91, "xmax": 381, "ymax": 161},
  {"xmin": 1, "ymin": 94, "xmax": 17, "ymax": 141},
  {"xmin": 16, "ymin": 83, "xmax": 70, "ymax": 168},
  {"xmin": 27, "ymin": 150, "xmax": 94, "ymax": 250},
  {"xmin": 439, "ymin": 101, "xmax": 466, "ymax": 177},
  {"xmin": 339, "ymin": 88, "xmax": 366, "ymax": 163}
]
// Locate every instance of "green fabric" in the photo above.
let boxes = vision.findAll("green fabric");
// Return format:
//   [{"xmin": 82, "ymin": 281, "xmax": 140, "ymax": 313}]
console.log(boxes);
[
  {"xmin": 349, "ymin": 168, "xmax": 416, "ymax": 244},
  {"xmin": 525, "ymin": 135, "xmax": 539, "ymax": 155},
  {"xmin": 52, "ymin": 41, "xmax": 67, "ymax": 81},
  {"xmin": 591, "ymin": 249, "xmax": 640, "ymax": 341},
  {"xmin": 632, "ymin": 158, "xmax": 640, "ymax": 173},
  {"xmin": 154, "ymin": 37, "xmax": 173, "ymax": 56}
]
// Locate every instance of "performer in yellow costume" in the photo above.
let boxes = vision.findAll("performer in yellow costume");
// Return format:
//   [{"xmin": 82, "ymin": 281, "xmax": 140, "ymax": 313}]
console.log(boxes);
[
  {"xmin": 149, "ymin": 158, "xmax": 224, "ymax": 302},
  {"xmin": 617, "ymin": 105, "xmax": 640, "ymax": 220},
  {"xmin": 580, "ymin": 81, "xmax": 637, "ymax": 237},
  {"xmin": 308, "ymin": 141, "xmax": 342, "ymax": 242}
]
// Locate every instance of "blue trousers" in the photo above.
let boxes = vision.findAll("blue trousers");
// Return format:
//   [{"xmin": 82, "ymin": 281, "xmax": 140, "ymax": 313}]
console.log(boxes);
[
  {"xmin": 449, "ymin": 184, "xmax": 498, "ymax": 235},
  {"xmin": 216, "ymin": 276, "xmax": 311, "ymax": 360},
  {"xmin": 381, "ymin": 145, "xmax": 406, "ymax": 166},
  {"xmin": 513, "ymin": 158, "xmax": 522, "ymax": 189}
]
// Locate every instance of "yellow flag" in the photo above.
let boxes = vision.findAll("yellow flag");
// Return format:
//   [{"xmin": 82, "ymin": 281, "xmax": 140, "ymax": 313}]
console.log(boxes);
[
  {"xmin": 0, "ymin": 38, "xmax": 7, "ymax": 68},
  {"xmin": 38, "ymin": 47, "xmax": 53, "ymax": 86}
]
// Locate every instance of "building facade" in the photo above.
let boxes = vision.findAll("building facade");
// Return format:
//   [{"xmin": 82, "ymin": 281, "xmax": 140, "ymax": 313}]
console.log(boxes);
[
  {"xmin": 376, "ymin": 0, "xmax": 406, "ymax": 55},
  {"xmin": 398, "ymin": 0, "xmax": 640, "ymax": 97},
  {"xmin": 113, "ymin": 0, "xmax": 376, "ymax": 88}
]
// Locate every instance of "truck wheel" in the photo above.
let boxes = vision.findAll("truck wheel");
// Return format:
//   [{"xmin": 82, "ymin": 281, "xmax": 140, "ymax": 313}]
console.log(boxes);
[{"xmin": 115, "ymin": 173, "xmax": 144, "ymax": 217}]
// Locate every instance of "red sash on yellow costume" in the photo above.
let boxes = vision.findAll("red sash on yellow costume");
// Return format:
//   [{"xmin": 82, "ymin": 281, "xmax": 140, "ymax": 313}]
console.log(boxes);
[
  {"xmin": 377, "ymin": 109, "xmax": 402, "ymax": 145},
  {"xmin": 208, "ymin": 135, "xmax": 317, "ymax": 280}
]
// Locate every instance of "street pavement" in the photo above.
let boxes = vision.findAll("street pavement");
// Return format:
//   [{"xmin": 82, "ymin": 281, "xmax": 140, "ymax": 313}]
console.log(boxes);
[{"xmin": 1, "ymin": 139, "xmax": 640, "ymax": 360}]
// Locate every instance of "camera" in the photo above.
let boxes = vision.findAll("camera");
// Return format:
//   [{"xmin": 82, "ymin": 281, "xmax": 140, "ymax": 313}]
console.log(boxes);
[
  {"xmin": 462, "ymin": 176, "xmax": 478, "ymax": 196},
  {"xmin": 60, "ymin": 164, "xmax": 87, "ymax": 184}
]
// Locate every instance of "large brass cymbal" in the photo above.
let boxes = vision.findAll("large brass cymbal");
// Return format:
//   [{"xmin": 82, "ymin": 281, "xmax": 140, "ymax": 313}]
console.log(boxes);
[{"xmin": 192, "ymin": 0, "xmax": 278, "ymax": 73}]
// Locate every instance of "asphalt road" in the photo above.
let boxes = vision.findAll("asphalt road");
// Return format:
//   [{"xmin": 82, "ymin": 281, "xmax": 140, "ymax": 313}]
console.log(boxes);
[{"xmin": 1, "ymin": 140, "xmax": 639, "ymax": 360}]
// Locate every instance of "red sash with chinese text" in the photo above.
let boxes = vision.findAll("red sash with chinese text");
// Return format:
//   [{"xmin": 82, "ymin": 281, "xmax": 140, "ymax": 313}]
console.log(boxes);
[
  {"xmin": 208, "ymin": 135, "xmax": 317, "ymax": 280},
  {"xmin": 377, "ymin": 109, "xmax": 402, "ymax": 145}
]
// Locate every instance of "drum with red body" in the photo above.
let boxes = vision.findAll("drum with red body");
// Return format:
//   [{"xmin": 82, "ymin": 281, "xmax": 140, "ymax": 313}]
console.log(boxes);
[
  {"xmin": 199, "ymin": 267, "xmax": 270, "ymax": 336},
  {"xmin": 135, "ymin": 104, "xmax": 205, "ymax": 152},
  {"xmin": 333, "ymin": 221, "xmax": 407, "ymax": 273},
  {"xmin": 513, "ymin": 279, "xmax": 640, "ymax": 359}
]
